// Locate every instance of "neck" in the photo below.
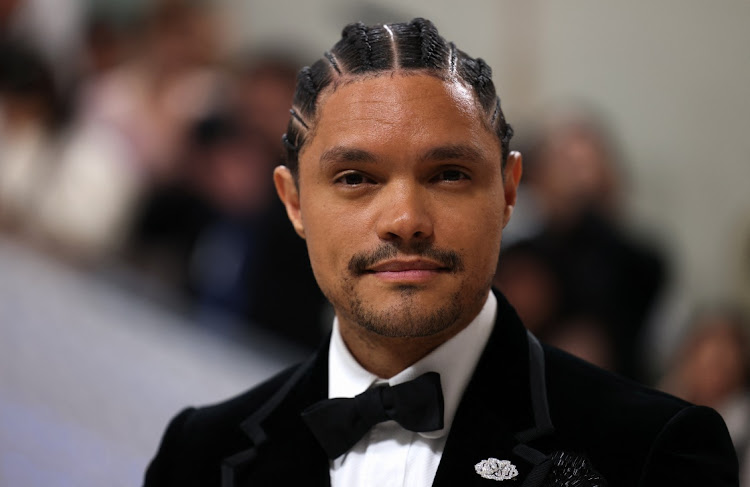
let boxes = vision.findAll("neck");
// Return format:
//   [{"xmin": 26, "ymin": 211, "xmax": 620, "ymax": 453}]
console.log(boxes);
[{"xmin": 337, "ymin": 317, "xmax": 472, "ymax": 379}]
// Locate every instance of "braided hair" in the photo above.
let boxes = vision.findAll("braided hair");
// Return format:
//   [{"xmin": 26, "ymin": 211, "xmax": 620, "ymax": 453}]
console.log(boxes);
[{"xmin": 283, "ymin": 18, "xmax": 513, "ymax": 177}]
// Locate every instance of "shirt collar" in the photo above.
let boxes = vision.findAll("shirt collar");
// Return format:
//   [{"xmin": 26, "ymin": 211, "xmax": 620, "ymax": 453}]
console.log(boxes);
[{"xmin": 328, "ymin": 291, "xmax": 497, "ymax": 439}]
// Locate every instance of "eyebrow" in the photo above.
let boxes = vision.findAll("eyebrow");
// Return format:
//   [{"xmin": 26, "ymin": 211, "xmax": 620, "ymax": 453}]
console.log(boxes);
[
  {"xmin": 320, "ymin": 144, "xmax": 486, "ymax": 166},
  {"xmin": 320, "ymin": 147, "xmax": 377, "ymax": 166}
]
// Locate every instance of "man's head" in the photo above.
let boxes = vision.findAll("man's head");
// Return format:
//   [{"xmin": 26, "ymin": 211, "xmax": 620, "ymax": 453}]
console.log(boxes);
[
  {"xmin": 274, "ymin": 18, "xmax": 522, "ymax": 346},
  {"xmin": 282, "ymin": 18, "xmax": 513, "ymax": 178}
]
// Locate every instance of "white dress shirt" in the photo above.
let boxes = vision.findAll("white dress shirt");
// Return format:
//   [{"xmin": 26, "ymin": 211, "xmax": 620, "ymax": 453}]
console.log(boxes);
[{"xmin": 328, "ymin": 292, "xmax": 497, "ymax": 487}]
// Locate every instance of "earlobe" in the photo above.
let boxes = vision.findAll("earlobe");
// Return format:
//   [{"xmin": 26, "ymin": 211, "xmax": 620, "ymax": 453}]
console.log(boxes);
[
  {"xmin": 273, "ymin": 166, "xmax": 306, "ymax": 239},
  {"xmin": 503, "ymin": 204, "xmax": 514, "ymax": 226}
]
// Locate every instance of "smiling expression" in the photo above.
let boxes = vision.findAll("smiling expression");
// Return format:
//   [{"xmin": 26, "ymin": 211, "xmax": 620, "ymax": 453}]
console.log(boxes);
[{"xmin": 275, "ymin": 73, "xmax": 520, "ymax": 341}]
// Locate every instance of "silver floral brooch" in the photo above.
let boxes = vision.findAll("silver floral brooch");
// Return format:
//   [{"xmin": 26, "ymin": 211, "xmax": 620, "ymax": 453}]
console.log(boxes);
[{"xmin": 474, "ymin": 458, "xmax": 518, "ymax": 481}]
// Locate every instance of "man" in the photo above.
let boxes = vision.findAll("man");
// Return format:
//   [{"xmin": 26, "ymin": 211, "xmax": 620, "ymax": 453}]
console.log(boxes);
[{"xmin": 144, "ymin": 18, "xmax": 738, "ymax": 486}]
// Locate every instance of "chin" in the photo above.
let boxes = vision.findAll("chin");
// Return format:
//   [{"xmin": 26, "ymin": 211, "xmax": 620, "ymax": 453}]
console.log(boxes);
[{"xmin": 348, "ymin": 289, "xmax": 464, "ymax": 338}]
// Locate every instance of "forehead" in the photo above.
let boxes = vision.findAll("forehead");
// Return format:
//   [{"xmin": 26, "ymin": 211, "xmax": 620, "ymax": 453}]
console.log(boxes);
[{"xmin": 299, "ymin": 74, "xmax": 500, "ymax": 165}]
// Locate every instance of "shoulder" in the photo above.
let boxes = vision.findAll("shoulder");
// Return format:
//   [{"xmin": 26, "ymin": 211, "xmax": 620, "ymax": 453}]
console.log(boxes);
[
  {"xmin": 176, "ymin": 364, "xmax": 300, "ymax": 436},
  {"xmin": 544, "ymin": 345, "xmax": 690, "ymax": 433},
  {"xmin": 543, "ymin": 345, "xmax": 738, "ymax": 485},
  {"xmin": 143, "ymin": 364, "xmax": 300, "ymax": 487}
]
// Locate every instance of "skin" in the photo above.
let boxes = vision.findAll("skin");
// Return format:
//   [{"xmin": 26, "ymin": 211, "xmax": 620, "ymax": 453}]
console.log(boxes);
[{"xmin": 275, "ymin": 74, "xmax": 522, "ymax": 378}]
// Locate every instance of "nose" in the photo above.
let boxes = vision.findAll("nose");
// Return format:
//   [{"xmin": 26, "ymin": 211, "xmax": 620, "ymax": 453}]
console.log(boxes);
[{"xmin": 375, "ymin": 181, "xmax": 434, "ymax": 244}]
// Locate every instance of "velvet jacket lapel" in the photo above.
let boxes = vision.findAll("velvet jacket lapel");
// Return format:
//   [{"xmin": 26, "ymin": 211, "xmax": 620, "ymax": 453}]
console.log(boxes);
[
  {"xmin": 221, "ymin": 348, "xmax": 331, "ymax": 487},
  {"xmin": 433, "ymin": 292, "xmax": 554, "ymax": 487}
]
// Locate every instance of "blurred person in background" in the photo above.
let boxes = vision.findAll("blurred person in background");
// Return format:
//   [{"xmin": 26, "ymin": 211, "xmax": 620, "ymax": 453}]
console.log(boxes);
[
  {"xmin": 31, "ymin": 0, "xmax": 230, "ymax": 262},
  {"xmin": 233, "ymin": 52, "xmax": 301, "ymax": 154},
  {"xmin": 0, "ymin": 41, "xmax": 63, "ymax": 231},
  {"xmin": 495, "ymin": 111, "xmax": 666, "ymax": 381},
  {"xmin": 0, "ymin": 0, "xmax": 83, "ymax": 91},
  {"xmin": 79, "ymin": 0, "xmax": 226, "ymax": 183},
  {"xmin": 229, "ymin": 55, "xmax": 332, "ymax": 345},
  {"xmin": 492, "ymin": 241, "xmax": 561, "ymax": 335},
  {"xmin": 661, "ymin": 306, "xmax": 750, "ymax": 483},
  {"xmin": 127, "ymin": 47, "xmax": 329, "ymax": 347},
  {"xmin": 21, "ymin": 6, "xmax": 148, "ymax": 261},
  {"xmin": 0, "ymin": 35, "xmax": 141, "ymax": 261},
  {"xmin": 79, "ymin": 6, "xmax": 141, "ymax": 79},
  {"xmin": 493, "ymin": 239, "xmax": 614, "ymax": 372},
  {"xmin": 128, "ymin": 110, "xmax": 328, "ymax": 347},
  {"xmin": 2, "ymin": 0, "xmax": 226, "ymax": 262}
]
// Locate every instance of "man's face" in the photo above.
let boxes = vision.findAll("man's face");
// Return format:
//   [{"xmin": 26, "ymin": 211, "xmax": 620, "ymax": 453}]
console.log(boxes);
[{"xmin": 275, "ymin": 74, "xmax": 520, "ymax": 339}]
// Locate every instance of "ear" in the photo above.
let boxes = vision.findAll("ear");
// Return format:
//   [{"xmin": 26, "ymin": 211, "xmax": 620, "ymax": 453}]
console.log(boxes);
[
  {"xmin": 273, "ymin": 165, "xmax": 306, "ymax": 239},
  {"xmin": 502, "ymin": 151, "xmax": 523, "ymax": 227}
]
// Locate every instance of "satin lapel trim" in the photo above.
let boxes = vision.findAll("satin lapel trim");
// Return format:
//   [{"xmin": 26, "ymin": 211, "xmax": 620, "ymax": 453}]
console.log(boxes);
[{"xmin": 222, "ymin": 341, "xmax": 331, "ymax": 487}]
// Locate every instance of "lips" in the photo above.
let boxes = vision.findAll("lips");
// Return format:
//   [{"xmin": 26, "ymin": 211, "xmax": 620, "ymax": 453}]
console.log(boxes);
[
  {"xmin": 367, "ymin": 259, "xmax": 448, "ymax": 273},
  {"xmin": 348, "ymin": 244, "xmax": 464, "ymax": 277}
]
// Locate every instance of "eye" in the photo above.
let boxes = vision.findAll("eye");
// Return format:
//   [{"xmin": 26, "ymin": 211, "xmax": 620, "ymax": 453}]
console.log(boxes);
[
  {"xmin": 432, "ymin": 169, "xmax": 470, "ymax": 183},
  {"xmin": 334, "ymin": 171, "xmax": 375, "ymax": 186}
]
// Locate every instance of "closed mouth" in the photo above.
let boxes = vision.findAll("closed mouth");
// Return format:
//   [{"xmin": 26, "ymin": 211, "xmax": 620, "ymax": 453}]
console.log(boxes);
[{"xmin": 366, "ymin": 259, "xmax": 450, "ymax": 273}]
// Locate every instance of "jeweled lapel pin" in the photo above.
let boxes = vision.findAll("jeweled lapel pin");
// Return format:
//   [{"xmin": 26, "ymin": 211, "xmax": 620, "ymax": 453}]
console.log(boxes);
[{"xmin": 475, "ymin": 458, "xmax": 518, "ymax": 481}]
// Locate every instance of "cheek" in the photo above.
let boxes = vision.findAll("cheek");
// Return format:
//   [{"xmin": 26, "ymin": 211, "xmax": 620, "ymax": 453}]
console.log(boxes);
[
  {"xmin": 439, "ymin": 199, "xmax": 504, "ymax": 268},
  {"xmin": 299, "ymin": 194, "xmax": 366, "ymax": 280}
]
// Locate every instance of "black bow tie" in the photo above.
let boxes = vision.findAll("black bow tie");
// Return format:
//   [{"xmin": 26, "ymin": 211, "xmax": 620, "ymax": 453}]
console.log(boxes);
[{"xmin": 301, "ymin": 372, "xmax": 445, "ymax": 459}]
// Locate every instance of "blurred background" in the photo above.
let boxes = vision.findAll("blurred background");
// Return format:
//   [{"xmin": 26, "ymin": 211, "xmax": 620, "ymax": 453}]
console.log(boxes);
[{"xmin": 1, "ymin": 0, "xmax": 749, "ymax": 485}]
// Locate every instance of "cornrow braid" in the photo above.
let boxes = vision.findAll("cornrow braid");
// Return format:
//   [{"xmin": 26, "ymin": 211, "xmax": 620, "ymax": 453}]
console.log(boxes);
[
  {"xmin": 283, "ymin": 17, "xmax": 513, "ymax": 178},
  {"xmin": 343, "ymin": 22, "xmax": 373, "ymax": 72},
  {"xmin": 323, "ymin": 51, "xmax": 342, "ymax": 75},
  {"xmin": 448, "ymin": 42, "xmax": 458, "ymax": 78},
  {"xmin": 415, "ymin": 18, "xmax": 444, "ymax": 68},
  {"xmin": 490, "ymin": 98, "xmax": 501, "ymax": 126},
  {"xmin": 336, "ymin": 22, "xmax": 394, "ymax": 74},
  {"xmin": 289, "ymin": 108, "xmax": 309, "ymax": 129}
]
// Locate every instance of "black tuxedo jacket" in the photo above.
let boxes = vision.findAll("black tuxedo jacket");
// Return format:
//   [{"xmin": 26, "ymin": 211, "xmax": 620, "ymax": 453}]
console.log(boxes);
[{"xmin": 144, "ymin": 292, "xmax": 738, "ymax": 486}]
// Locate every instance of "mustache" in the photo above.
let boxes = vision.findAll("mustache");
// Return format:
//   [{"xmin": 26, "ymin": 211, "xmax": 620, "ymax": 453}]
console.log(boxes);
[{"xmin": 348, "ymin": 242, "xmax": 465, "ymax": 275}]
